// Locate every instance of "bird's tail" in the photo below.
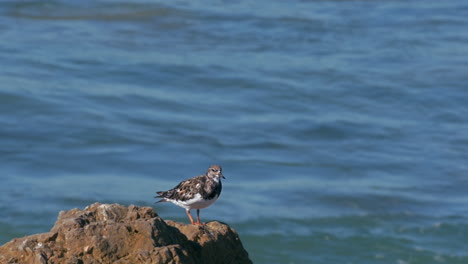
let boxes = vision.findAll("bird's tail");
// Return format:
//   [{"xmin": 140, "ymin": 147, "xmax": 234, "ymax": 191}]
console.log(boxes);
[{"xmin": 154, "ymin": 191, "xmax": 168, "ymax": 203}]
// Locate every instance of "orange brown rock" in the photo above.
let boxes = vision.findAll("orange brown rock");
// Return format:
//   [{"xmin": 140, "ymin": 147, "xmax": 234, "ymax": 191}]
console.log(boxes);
[{"xmin": 0, "ymin": 203, "xmax": 252, "ymax": 264}]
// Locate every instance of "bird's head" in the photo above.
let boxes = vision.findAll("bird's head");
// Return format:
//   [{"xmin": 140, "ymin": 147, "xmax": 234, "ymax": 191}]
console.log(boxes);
[{"xmin": 207, "ymin": 165, "xmax": 225, "ymax": 180}]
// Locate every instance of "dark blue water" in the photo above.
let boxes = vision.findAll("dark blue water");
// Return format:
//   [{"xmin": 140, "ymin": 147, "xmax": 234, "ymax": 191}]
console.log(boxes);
[{"xmin": 1, "ymin": 1, "xmax": 468, "ymax": 263}]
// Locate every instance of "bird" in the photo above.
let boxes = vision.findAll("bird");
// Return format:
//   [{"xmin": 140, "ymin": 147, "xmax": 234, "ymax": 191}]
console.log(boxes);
[{"xmin": 155, "ymin": 165, "xmax": 225, "ymax": 225}]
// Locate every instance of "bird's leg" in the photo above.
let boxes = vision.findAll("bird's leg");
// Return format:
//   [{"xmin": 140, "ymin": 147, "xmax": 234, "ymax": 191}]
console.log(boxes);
[
  {"xmin": 185, "ymin": 210, "xmax": 195, "ymax": 225},
  {"xmin": 195, "ymin": 209, "xmax": 204, "ymax": 226}
]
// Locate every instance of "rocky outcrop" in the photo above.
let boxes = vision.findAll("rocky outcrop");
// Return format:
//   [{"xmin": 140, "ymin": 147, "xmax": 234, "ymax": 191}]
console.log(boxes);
[{"xmin": 0, "ymin": 203, "xmax": 252, "ymax": 264}]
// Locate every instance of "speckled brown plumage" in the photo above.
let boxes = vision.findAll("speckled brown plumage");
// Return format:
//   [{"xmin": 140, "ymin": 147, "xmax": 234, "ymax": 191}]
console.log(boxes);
[{"xmin": 156, "ymin": 173, "xmax": 222, "ymax": 202}]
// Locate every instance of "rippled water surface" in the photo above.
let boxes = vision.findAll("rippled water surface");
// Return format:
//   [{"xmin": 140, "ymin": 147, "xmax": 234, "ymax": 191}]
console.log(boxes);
[{"xmin": 1, "ymin": 1, "xmax": 468, "ymax": 263}]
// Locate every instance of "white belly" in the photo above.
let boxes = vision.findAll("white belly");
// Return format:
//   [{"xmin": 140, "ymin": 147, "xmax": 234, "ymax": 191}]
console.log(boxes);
[{"xmin": 171, "ymin": 193, "xmax": 219, "ymax": 210}]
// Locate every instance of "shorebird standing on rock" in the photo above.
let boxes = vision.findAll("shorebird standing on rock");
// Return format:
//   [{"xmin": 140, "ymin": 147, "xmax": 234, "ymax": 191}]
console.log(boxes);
[{"xmin": 155, "ymin": 165, "xmax": 224, "ymax": 225}]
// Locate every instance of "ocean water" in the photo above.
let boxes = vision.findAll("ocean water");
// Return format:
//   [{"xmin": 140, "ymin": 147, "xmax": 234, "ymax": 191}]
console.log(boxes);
[{"xmin": 1, "ymin": 0, "xmax": 468, "ymax": 263}]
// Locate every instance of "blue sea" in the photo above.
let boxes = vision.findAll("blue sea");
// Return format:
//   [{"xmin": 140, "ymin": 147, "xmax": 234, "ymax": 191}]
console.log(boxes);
[{"xmin": 1, "ymin": 1, "xmax": 468, "ymax": 263}]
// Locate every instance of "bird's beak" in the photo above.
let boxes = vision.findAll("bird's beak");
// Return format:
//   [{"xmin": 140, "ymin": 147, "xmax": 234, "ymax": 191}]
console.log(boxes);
[{"xmin": 220, "ymin": 173, "xmax": 225, "ymax": 179}]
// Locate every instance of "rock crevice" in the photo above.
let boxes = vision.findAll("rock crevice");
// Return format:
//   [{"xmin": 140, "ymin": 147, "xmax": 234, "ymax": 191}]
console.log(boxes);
[{"xmin": 0, "ymin": 203, "xmax": 252, "ymax": 264}]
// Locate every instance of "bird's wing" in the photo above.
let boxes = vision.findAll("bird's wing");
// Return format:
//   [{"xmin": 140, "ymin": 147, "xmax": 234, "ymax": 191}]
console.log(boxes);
[{"xmin": 161, "ymin": 175, "xmax": 206, "ymax": 201}]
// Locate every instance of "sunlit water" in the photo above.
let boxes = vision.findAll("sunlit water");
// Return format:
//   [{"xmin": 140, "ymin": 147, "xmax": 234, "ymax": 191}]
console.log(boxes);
[{"xmin": 1, "ymin": 1, "xmax": 468, "ymax": 263}]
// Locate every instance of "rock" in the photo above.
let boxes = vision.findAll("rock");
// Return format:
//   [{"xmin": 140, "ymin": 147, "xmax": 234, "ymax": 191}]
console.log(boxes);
[{"xmin": 0, "ymin": 203, "xmax": 252, "ymax": 264}]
